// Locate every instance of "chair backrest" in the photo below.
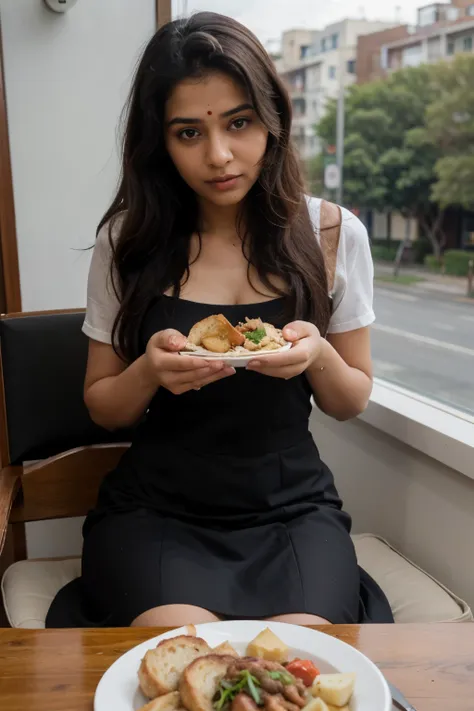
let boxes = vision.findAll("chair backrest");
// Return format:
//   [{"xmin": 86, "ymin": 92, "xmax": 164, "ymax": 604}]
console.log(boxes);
[{"xmin": 0, "ymin": 310, "xmax": 130, "ymax": 523}]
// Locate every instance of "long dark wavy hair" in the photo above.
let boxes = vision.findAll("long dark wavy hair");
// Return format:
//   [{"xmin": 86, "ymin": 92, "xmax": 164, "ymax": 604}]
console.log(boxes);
[{"xmin": 99, "ymin": 11, "xmax": 330, "ymax": 362}]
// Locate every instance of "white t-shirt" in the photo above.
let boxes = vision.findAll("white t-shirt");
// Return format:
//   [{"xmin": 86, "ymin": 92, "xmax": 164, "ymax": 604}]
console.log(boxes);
[{"xmin": 82, "ymin": 196, "xmax": 375, "ymax": 344}]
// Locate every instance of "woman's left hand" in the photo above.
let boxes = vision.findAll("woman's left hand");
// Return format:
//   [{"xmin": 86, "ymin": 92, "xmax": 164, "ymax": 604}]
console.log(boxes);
[{"xmin": 246, "ymin": 321, "xmax": 323, "ymax": 379}]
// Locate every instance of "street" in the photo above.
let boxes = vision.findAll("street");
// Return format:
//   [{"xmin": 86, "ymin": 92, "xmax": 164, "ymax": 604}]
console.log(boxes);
[{"xmin": 372, "ymin": 285, "xmax": 474, "ymax": 416}]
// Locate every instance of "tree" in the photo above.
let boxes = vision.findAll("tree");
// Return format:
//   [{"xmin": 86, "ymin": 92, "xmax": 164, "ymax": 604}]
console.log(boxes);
[
  {"xmin": 424, "ymin": 54, "xmax": 474, "ymax": 211},
  {"xmin": 316, "ymin": 64, "xmax": 446, "ymax": 259}
]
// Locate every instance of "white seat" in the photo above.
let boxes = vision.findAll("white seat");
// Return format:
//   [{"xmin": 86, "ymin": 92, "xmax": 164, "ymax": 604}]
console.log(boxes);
[{"xmin": 1, "ymin": 533, "xmax": 471, "ymax": 628}]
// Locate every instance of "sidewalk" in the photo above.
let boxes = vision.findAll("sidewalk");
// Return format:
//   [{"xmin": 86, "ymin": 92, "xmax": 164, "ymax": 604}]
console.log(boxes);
[{"xmin": 374, "ymin": 261, "xmax": 471, "ymax": 299}]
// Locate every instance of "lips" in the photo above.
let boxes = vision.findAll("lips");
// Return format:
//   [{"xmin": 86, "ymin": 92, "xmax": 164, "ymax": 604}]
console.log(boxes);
[{"xmin": 208, "ymin": 174, "xmax": 242, "ymax": 183}]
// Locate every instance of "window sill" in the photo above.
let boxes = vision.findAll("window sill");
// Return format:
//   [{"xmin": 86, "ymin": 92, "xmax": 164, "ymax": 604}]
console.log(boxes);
[{"xmin": 358, "ymin": 379, "xmax": 474, "ymax": 480}]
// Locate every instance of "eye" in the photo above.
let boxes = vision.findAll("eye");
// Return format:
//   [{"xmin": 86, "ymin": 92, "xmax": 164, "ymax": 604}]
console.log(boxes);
[
  {"xmin": 230, "ymin": 117, "xmax": 251, "ymax": 131},
  {"xmin": 178, "ymin": 128, "xmax": 200, "ymax": 140}
]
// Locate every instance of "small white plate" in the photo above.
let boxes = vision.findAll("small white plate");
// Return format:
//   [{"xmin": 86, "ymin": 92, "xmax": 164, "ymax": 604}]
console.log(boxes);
[
  {"xmin": 94, "ymin": 620, "xmax": 391, "ymax": 711},
  {"xmin": 179, "ymin": 342, "xmax": 292, "ymax": 368}
]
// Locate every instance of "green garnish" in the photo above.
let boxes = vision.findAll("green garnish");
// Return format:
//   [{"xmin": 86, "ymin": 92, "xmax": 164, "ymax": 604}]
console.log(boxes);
[
  {"xmin": 244, "ymin": 327, "xmax": 266, "ymax": 344},
  {"xmin": 267, "ymin": 671, "xmax": 295, "ymax": 685},
  {"xmin": 214, "ymin": 671, "xmax": 262, "ymax": 710}
]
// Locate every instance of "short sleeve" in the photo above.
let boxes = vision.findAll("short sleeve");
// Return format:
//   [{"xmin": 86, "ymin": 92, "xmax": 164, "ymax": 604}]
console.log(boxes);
[
  {"xmin": 327, "ymin": 207, "xmax": 375, "ymax": 334},
  {"xmin": 82, "ymin": 221, "xmax": 121, "ymax": 344}
]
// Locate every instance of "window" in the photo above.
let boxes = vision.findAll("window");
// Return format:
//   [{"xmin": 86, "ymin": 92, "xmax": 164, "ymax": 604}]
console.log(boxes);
[
  {"xmin": 166, "ymin": 0, "xmax": 474, "ymax": 423},
  {"xmin": 447, "ymin": 40, "xmax": 455, "ymax": 56}
]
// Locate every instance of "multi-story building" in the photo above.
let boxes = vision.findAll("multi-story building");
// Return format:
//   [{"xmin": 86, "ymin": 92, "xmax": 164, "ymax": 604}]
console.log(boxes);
[
  {"xmin": 278, "ymin": 20, "xmax": 396, "ymax": 159},
  {"xmin": 375, "ymin": 2, "xmax": 474, "ymax": 76}
]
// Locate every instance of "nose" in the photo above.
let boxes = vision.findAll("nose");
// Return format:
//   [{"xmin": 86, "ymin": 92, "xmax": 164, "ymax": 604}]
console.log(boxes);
[{"xmin": 206, "ymin": 131, "xmax": 233, "ymax": 168}]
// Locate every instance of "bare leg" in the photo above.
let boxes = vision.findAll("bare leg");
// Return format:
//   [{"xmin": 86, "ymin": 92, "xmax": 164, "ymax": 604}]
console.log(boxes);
[
  {"xmin": 131, "ymin": 603, "xmax": 222, "ymax": 627},
  {"xmin": 266, "ymin": 613, "xmax": 331, "ymax": 625}
]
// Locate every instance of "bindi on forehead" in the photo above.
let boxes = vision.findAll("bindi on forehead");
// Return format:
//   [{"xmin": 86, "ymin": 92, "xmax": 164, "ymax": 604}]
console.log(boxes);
[{"xmin": 207, "ymin": 110, "xmax": 212, "ymax": 115}]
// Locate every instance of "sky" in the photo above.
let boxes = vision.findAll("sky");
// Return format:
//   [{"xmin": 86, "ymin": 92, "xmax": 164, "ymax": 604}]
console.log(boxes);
[{"xmin": 172, "ymin": 0, "xmax": 423, "ymax": 46}]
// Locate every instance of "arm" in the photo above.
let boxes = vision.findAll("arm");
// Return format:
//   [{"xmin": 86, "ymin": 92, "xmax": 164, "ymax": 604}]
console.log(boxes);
[
  {"xmin": 84, "ymin": 340, "xmax": 158, "ymax": 430},
  {"xmin": 305, "ymin": 327, "xmax": 373, "ymax": 421}
]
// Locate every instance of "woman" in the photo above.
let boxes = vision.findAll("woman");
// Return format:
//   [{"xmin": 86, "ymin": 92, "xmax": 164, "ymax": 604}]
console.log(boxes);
[{"xmin": 47, "ymin": 12, "xmax": 393, "ymax": 628}]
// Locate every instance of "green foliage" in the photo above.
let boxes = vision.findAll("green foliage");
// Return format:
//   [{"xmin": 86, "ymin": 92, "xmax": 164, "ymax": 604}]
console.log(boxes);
[
  {"xmin": 424, "ymin": 255, "xmax": 442, "ymax": 271},
  {"xmin": 371, "ymin": 245, "xmax": 398, "ymax": 262},
  {"xmin": 443, "ymin": 250, "xmax": 474, "ymax": 276},
  {"xmin": 316, "ymin": 55, "xmax": 474, "ymax": 248}
]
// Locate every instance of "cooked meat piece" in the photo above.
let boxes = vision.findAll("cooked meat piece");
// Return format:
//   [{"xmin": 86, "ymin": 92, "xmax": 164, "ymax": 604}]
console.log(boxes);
[
  {"xmin": 281, "ymin": 686, "xmax": 306, "ymax": 708},
  {"xmin": 262, "ymin": 693, "xmax": 287, "ymax": 711},
  {"xmin": 231, "ymin": 693, "xmax": 259, "ymax": 711},
  {"xmin": 241, "ymin": 318, "xmax": 264, "ymax": 331},
  {"xmin": 255, "ymin": 336, "xmax": 271, "ymax": 349},
  {"xmin": 263, "ymin": 323, "xmax": 286, "ymax": 346},
  {"xmin": 243, "ymin": 338, "xmax": 259, "ymax": 351}
]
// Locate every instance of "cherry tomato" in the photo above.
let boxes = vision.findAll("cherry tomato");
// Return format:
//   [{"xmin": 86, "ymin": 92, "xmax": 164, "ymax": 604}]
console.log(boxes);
[{"xmin": 286, "ymin": 659, "xmax": 320, "ymax": 687}]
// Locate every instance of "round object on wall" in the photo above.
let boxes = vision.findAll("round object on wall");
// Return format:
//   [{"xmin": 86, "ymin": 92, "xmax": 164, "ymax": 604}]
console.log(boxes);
[{"xmin": 43, "ymin": 0, "xmax": 79, "ymax": 13}]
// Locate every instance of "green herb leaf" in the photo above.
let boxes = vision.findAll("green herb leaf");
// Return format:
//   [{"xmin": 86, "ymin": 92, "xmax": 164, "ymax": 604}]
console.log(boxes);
[
  {"xmin": 244, "ymin": 327, "xmax": 266, "ymax": 344},
  {"xmin": 267, "ymin": 671, "xmax": 294, "ymax": 685},
  {"xmin": 247, "ymin": 673, "xmax": 261, "ymax": 705}
]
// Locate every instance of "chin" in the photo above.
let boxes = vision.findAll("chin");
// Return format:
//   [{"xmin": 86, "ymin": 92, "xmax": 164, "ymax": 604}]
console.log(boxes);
[{"xmin": 203, "ymin": 187, "xmax": 249, "ymax": 206}]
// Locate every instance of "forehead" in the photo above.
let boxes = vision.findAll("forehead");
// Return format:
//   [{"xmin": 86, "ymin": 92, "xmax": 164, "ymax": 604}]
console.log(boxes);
[{"xmin": 165, "ymin": 72, "xmax": 250, "ymax": 118}]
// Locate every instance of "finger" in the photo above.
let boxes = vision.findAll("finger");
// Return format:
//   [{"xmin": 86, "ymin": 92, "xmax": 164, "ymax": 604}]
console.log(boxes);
[
  {"xmin": 179, "ymin": 364, "xmax": 230, "ymax": 385},
  {"xmin": 249, "ymin": 364, "xmax": 301, "ymax": 380},
  {"xmin": 190, "ymin": 366, "xmax": 236, "ymax": 389},
  {"xmin": 154, "ymin": 329, "xmax": 188, "ymax": 352},
  {"xmin": 283, "ymin": 321, "xmax": 315, "ymax": 342},
  {"xmin": 160, "ymin": 353, "xmax": 225, "ymax": 372},
  {"xmin": 246, "ymin": 345, "xmax": 308, "ymax": 371}
]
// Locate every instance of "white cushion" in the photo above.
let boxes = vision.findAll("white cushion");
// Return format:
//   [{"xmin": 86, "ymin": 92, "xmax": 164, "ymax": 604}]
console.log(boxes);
[{"xmin": 1, "ymin": 534, "xmax": 472, "ymax": 628}]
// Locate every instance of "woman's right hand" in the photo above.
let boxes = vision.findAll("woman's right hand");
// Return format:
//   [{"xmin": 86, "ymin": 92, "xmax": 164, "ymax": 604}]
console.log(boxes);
[{"xmin": 145, "ymin": 329, "xmax": 235, "ymax": 395}]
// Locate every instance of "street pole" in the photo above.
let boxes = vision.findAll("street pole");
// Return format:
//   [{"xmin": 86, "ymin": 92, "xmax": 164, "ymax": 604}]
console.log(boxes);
[{"xmin": 335, "ymin": 59, "xmax": 345, "ymax": 205}]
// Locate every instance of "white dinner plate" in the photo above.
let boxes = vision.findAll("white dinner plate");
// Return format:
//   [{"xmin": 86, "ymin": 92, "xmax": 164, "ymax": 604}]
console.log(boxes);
[
  {"xmin": 94, "ymin": 620, "xmax": 391, "ymax": 711},
  {"xmin": 179, "ymin": 342, "xmax": 292, "ymax": 368}
]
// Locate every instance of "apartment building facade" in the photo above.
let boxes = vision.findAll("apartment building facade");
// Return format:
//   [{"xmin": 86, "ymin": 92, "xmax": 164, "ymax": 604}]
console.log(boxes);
[
  {"xmin": 278, "ymin": 20, "xmax": 395, "ymax": 159},
  {"xmin": 357, "ymin": 1, "xmax": 474, "ymax": 80}
]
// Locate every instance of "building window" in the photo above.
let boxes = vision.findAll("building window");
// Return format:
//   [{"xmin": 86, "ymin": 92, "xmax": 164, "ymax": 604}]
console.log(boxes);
[
  {"xmin": 468, "ymin": 5, "xmax": 474, "ymax": 17},
  {"xmin": 331, "ymin": 33, "xmax": 339, "ymax": 49},
  {"xmin": 463, "ymin": 36, "xmax": 473, "ymax": 52},
  {"xmin": 447, "ymin": 40, "xmax": 455, "ymax": 56},
  {"xmin": 321, "ymin": 38, "xmax": 327, "ymax": 52},
  {"xmin": 300, "ymin": 45, "xmax": 310, "ymax": 59},
  {"xmin": 328, "ymin": 66, "xmax": 337, "ymax": 79},
  {"xmin": 347, "ymin": 59, "xmax": 356, "ymax": 74}
]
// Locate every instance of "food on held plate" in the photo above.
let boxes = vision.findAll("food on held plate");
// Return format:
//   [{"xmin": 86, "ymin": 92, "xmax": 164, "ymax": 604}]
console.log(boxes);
[
  {"xmin": 184, "ymin": 316, "xmax": 287, "ymax": 355},
  {"xmin": 137, "ymin": 629, "xmax": 356, "ymax": 711}
]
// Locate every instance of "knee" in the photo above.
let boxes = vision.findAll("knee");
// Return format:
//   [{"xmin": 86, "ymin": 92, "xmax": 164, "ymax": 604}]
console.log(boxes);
[
  {"xmin": 131, "ymin": 604, "xmax": 222, "ymax": 627},
  {"xmin": 266, "ymin": 613, "xmax": 332, "ymax": 625}
]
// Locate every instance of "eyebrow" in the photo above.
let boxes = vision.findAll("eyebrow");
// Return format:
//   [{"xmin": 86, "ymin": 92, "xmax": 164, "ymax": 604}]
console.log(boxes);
[{"xmin": 167, "ymin": 103, "xmax": 254, "ymax": 127}]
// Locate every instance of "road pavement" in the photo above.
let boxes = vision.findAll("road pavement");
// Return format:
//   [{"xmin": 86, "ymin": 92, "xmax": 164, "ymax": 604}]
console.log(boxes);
[{"xmin": 372, "ymin": 285, "xmax": 474, "ymax": 416}]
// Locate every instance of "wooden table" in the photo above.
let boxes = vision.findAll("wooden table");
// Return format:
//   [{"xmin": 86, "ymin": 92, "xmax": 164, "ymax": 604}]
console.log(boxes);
[{"xmin": 0, "ymin": 624, "xmax": 473, "ymax": 711}]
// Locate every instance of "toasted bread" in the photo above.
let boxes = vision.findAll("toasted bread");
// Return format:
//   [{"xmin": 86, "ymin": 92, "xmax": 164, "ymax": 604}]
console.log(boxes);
[
  {"xmin": 188, "ymin": 315, "xmax": 245, "ymax": 352},
  {"xmin": 138, "ymin": 635, "xmax": 212, "ymax": 699},
  {"xmin": 201, "ymin": 335, "xmax": 231, "ymax": 353},
  {"xmin": 180, "ymin": 654, "xmax": 234, "ymax": 711},
  {"xmin": 213, "ymin": 641, "xmax": 239, "ymax": 657},
  {"xmin": 139, "ymin": 691, "xmax": 187, "ymax": 711}
]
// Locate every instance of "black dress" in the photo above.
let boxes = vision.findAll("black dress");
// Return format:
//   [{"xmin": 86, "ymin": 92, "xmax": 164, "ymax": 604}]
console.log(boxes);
[{"xmin": 46, "ymin": 296, "xmax": 393, "ymax": 627}]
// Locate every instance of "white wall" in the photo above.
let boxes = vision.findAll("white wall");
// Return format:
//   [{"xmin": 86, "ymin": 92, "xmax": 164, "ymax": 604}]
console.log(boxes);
[
  {"xmin": 310, "ymin": 409, "xmax": 474, "ymax": 611},
  {"xmin": 1, "ymin": 0, "xmax": 156, "ymax": 311}
]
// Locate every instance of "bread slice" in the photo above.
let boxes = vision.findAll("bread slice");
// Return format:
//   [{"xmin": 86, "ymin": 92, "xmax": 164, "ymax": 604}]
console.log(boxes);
[
  {"xmin": 139, "ymin": 691, "xmax": 187, "ymax": 711},
  {"xmin": 201, "ymin": 335, "xmax": 231, "ymax": 353},
  {"xmin": 213, "ymin": 641, "xmax": 239, "ymax": 657},
  {"xmin": 180, "ymin": 654, "xmax": 234, "ymax": 711},
  {"xmin": 138, "ymin": 635, "xmax": 212, "ymax": 699},
  {"xmin": 312, "ymin": 673, "xmax": 356, "ymax": 707},
  {"xmin": 188, "ymin": 315, "xmax": 245, "ymax": 351}
]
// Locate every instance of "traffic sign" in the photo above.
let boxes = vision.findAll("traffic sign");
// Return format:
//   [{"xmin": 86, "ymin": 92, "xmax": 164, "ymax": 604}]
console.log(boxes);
[{"xmin": 324, "ymin": 163, "xmax": 340, "ymax": 190}]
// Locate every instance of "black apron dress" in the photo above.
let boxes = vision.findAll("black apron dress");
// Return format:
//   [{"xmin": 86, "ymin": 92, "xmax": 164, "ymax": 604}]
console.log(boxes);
[{"xmin": 46, "ymin": 296, "xmax": 393, "ymax": 626}]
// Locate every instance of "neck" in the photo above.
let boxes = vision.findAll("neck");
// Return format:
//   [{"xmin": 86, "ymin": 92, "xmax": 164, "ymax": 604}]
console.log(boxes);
[{"xmin": 198, "ymin": 198, "xmax": 243, "ymax": 239}]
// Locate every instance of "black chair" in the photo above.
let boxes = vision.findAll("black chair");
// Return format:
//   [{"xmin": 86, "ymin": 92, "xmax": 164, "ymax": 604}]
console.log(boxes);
[{"xmin": 0, "ymin": 310, "xmax": 130, "ymax": 627}]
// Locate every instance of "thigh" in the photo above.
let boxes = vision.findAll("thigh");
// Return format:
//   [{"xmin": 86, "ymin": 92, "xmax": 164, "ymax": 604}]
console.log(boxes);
[
  {"xmin": 266, "ymin": 613, "xmax": 331, "ymax": 625},
  {"xmin": 131, "ymin": 604, "xmax": 222, "ymax": 627},
  {"xmin": 81, "ymin": 509, "xmax": 167, "ymax": 626}
]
